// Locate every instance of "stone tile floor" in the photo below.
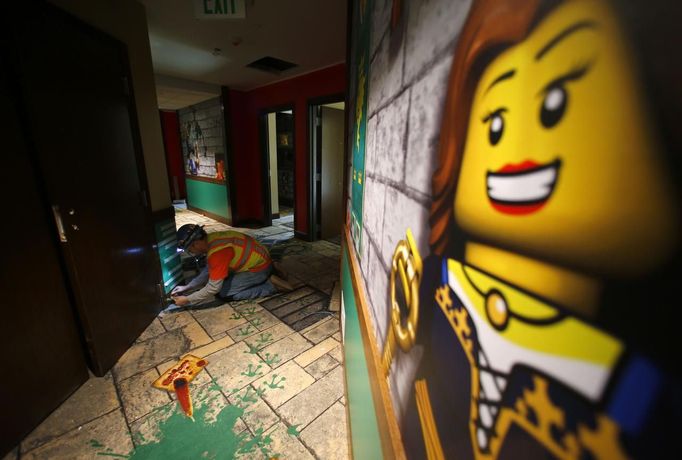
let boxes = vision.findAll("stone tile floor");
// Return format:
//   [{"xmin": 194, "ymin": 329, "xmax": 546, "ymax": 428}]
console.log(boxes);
[{"xmin": 7, "ymin": 209, "xmax": 347, "ymax": 460}]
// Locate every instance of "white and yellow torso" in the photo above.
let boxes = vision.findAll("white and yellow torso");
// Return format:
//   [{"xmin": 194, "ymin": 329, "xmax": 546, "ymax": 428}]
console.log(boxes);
[{"xmin": 419, "ymin": 258, "xmax": 627, "ymax": 460}]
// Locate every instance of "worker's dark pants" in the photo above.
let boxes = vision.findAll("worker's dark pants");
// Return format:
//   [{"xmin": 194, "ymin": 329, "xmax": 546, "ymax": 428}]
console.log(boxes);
[{"xmin": 219, "ymin": 265, "xmax": 276, "ymax": 300}]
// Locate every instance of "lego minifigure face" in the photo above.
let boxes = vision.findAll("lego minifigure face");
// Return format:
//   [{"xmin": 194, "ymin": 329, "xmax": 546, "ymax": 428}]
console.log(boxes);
[{"xmin": 455, "ymin": 0, "xmax": 676, "ymax": 275}]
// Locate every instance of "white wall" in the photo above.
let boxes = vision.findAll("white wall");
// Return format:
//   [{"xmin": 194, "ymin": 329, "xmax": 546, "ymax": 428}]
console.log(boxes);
[{"xmin": 268, "ymin": 112, "xmax": 279, "ymax": 215}]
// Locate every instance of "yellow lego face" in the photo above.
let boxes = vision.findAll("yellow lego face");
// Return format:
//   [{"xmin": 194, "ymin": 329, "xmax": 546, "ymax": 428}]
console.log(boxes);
[{"xmin": 455, "ymin": 0, "xmax": 677, "ymax": 276}]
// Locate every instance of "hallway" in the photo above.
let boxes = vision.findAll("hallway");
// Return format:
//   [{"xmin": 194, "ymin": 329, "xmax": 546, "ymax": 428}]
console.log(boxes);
[{"xmin": 9, "ymin": 210, "xmax": 347, "ymax": 459}]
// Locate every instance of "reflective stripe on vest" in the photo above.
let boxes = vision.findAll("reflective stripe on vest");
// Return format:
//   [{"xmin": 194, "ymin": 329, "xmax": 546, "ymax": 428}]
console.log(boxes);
[
  {"xmin": 233, "ymin": 237, "xmax": 253, "ymax": 271},
  {"xmin": 206, "ymin": 231, "xmax": 270, "ymax": 272}
]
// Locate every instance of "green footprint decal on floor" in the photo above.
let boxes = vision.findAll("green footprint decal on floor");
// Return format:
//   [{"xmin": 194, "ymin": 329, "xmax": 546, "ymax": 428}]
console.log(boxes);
[
  {"xmin": 251, "ymin": 318, "xmax": 264, "ymax": 328},
  {"xmin": 235, "ymin": 386, "xmax": 265, "ymax": 406},
  {"xmin": 263, "ymin": 374, "xmax": 286, "ymax": 390},
  {"xmin": 241, "ymin": 306, "xmax": 258, "ymax": 317},
  {"xmin": 255, "ymin": 332, "xmax": 273, "ymax": 346},
  {"xmin": 236, "ymin": 324, "xmax": 254, "ymax": 337},
  {"xmin": 262, "ymin": 352, "xmax": 281, "ymax": 367},
  {"xmin": 244, "ymin": 343, "xmax": 260, "ymax": 355},
  {"xmin": 241, "ymin": 364, "xmax": 263, "ymax": 378},
  {"xmin": 287, "ymin": 424, "xmax": 302, "ymax": 437}
]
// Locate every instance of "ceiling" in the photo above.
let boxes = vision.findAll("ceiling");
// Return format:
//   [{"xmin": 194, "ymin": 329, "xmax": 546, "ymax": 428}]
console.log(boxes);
[
  {"xmin": 140, "ymin": 0, "xmax": 347, "ymax": 109},
  {"xmin": 155, "ymin": 73, "xmax": 222, "ymax": 110},
  {"xmin": 156, "ymin": 86, "xmax": 218, "ymax": 110}
]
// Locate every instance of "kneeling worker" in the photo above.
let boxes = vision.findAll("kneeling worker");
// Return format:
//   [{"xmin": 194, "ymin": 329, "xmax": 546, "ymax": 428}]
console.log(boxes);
[{"xmin": 171, "ymin": 224, "xmax": 290, "ymax": 307}]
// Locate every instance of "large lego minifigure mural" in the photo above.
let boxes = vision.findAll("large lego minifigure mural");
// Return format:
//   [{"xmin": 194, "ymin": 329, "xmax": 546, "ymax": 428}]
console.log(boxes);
[{"xmin": 380, "ymin": 0, "xmax": 681, "ymax": 458}]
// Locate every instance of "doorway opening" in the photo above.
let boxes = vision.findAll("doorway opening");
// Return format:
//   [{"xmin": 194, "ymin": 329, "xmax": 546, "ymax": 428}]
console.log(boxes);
[
  {"xmin": 260, "ymin": 107, "xmax": 295, "ymax": 228},
  {"xmin": 310, "ymin": 98, "xmax": 345, "ymax": 241}
]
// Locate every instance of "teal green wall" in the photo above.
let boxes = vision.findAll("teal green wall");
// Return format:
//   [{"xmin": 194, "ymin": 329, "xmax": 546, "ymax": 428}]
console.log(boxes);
[
  {"xmin": 342, "ymin": 247, "xmax": 383, "ymax": 459},
  {"xmin": 154, "ymin": 218, "xmax": 182, "ymax": 294},
  {"xmin": 186, "ymin": 178, "xmax": 231, "ymax": 222}
]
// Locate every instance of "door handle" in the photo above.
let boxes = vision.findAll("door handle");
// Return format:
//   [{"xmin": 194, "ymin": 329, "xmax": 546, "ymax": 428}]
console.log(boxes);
[{"xmin": 51, "ymin": 205, "xmax": 68, "ymax": 242}]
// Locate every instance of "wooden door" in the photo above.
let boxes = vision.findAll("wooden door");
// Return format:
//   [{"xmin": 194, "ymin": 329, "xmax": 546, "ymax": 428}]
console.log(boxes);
[
  {"xmin": 8, "ymin": 4, "xmax": 162, "ymax": 375},
  {"xmin": 0, "ymin": 58, "xmax": 89, "ymax": 456},
  {"xmin": 321, "ymin": 106, "xmax": 345, "ymax": 238}
]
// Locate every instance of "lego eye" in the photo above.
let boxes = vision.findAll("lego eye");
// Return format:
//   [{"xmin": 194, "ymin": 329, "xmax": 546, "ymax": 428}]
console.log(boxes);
[
  {"xmin": 540, "ymin": 86, "xmax": 567, "ymax": 128},
  {"xmin": 488, "ymin": 113, "xmax": 504, "ymax": 146}
]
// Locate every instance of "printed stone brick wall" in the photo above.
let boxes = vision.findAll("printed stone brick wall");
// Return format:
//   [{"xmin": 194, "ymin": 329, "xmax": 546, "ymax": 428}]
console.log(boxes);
[
  {"xmin": 178, "ymin": 97, "xmax": 226, "ymax": 179},
  {"xmin": 355, "ymin": 0, "xmax": 472, "ymax": 422}
]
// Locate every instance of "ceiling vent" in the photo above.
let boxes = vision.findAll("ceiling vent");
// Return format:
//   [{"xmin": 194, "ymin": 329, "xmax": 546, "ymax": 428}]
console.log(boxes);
[{"xmin": 246, "ymin": 56, "xmax": 297, "ymax": 74}]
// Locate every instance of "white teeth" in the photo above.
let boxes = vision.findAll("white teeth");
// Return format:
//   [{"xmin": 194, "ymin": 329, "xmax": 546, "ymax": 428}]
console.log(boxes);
[
  {"xmin": 479, "ymin": 403, "xmax": 493, "ymax": 428},
  {"xmin": 479, "ymin": 352, "xmax": 488, "ymax": 367},
  {"xmin": 487, "ymin": 164, "xmax": 558, "ymax": 203},
  {"xmin": 496, "ymin": 376, "xmax": 506, "ymax": 389}
]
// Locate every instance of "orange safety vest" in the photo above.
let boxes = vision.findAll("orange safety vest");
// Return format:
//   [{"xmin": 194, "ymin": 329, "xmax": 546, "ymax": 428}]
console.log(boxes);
[{"xmin": 206, "ymin": 231, "xmax": 271, "ymax": 280}]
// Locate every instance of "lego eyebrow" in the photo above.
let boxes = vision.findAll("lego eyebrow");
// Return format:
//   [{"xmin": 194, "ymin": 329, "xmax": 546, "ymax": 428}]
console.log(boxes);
[
  {"xmin": 485, "ymin": 69, "xmax": 516, "ymax": 93},
  {"xmin": 535, "ymin": 20, "xmax": 597, "ymax": 61},
  {"xmin": 537, "ymin": 61, "xmax": 593, "ymax": 96}
]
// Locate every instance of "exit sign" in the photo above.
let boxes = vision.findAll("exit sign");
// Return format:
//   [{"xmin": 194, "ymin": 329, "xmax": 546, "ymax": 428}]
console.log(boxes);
[{"xmin": 194, "ymin": 0, "xmax": 246, "ymax": 19}]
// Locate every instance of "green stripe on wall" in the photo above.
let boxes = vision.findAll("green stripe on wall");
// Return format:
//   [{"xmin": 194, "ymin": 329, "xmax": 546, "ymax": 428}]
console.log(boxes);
[
  {"xmin": 342, "ymin": 247, "xmax": 383, "ymax": 459},
  {"xmin": 154, "ymin": 216, "xmax": 182, "ymax": 294},
  {"xmin": 186, "ymin": 178, "xmax": 230, "ymax": 221}
]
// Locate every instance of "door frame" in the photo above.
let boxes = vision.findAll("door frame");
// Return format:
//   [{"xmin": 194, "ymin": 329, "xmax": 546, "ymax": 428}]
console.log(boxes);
[
  {"xmin": 307, "ymin": 94, "xmax": 345, "ymax": 241},
  {"xmin": 258, "ymin": 103, "xmax": 295, "ymax": 228},
  {"xmin": 221, "ymin": 86, "xmax": 239, "ymax": 225}
]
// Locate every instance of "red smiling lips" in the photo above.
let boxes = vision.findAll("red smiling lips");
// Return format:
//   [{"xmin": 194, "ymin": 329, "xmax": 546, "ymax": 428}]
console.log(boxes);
[{"xmin": 486, "ymin": 159, "xmax": 562, "ymax": 215}]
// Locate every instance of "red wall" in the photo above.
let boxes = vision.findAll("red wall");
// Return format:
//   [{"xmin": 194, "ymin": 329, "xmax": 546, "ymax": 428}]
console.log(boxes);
[
  {"xmin": 228, "ymin": 64, "xmax": 346, "ymax": 235},
  {"xmin": 160, "ymin": 110, "xmax": 186, "ymax": 200}
]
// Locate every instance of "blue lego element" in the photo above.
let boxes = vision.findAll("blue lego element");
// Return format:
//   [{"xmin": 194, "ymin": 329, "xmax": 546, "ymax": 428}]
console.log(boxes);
[
  {"xmin": 607, "ymin": 355, "xmax": 662, "ymax": 434},
  {"xmin": 441, "ymin": 258, "xmax": 448, "ymax": 286}
]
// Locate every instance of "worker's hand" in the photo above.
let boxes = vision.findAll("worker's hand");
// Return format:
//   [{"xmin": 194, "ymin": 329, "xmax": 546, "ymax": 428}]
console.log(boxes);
[
  {"xmin": 172, "ymin": 285, "xmax": 188, "ymax": 295},
  {"xmin": 172, "ymin": 296, "xmax": 190, "ymax": 307}
]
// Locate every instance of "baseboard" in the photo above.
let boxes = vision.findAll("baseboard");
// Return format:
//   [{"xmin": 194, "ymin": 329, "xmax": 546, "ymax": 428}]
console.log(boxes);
[
  {"xmin": 234, "ymin": 218, "xmax": 266, "ymax": 229},
  {"xmin": 186, "ymin": 205, "xmax": 231, "ymax": 225},
  {"xmin": 295, "ymin": 230, "xmax": 311, "ymax": 241},
  {"xmin": 342, "ymin": 225, "xmax": 406, "ymax": 458}
]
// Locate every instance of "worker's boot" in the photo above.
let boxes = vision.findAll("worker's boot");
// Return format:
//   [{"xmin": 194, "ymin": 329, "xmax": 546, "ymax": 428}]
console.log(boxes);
[
  {"xmin": 272, "ymin": 261, "xmax": 289, "ymax": 280},
  {"xmin": 270, "ymin": 274, "xmax": 294, "ymax": 292}
]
